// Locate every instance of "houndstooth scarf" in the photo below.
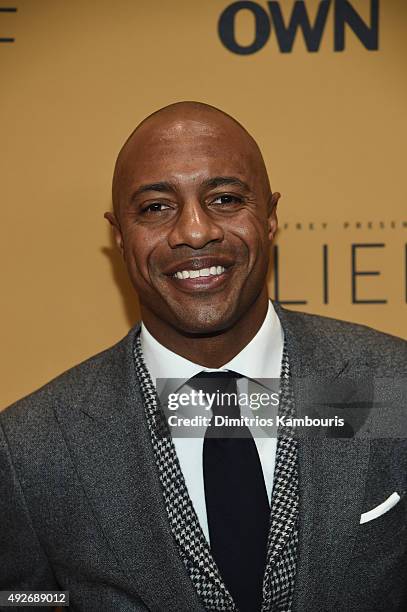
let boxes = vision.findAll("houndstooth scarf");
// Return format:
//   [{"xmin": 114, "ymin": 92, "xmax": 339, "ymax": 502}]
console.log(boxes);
[{"xmin": 133, "ymin": 334, "xmax": 299, "ymax": 612}]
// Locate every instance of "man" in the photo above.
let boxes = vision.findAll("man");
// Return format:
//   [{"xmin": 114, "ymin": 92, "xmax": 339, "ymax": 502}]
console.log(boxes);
[{"xmin": 1, "ymin": 102, "xmax": 406, "ymax": 612}]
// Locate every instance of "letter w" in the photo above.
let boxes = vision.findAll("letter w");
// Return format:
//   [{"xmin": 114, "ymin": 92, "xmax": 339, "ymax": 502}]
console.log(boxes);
[{"xmin": 268, "ymin": 0, "xmax": 331, "ymax": 53}]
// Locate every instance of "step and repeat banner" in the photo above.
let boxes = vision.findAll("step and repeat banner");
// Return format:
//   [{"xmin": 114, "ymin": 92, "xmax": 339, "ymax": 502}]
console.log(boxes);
[{"xmin": 1, "ymin": 0, "xmax": 406, "ymax": 407}]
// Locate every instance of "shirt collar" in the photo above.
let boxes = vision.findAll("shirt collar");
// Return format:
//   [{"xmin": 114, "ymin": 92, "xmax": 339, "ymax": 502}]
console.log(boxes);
[{"xmin": 140, "ymin": 300, "xmax": 283, "ymax": 389}]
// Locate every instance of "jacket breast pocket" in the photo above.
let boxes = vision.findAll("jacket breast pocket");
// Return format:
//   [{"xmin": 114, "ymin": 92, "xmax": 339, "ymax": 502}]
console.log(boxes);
[
  {"xmin": 360, "ymin": 492, "xmax": 402, "ymax": 524},
  {"xmin": 353, "ymin": 492, "xmax": 407, "ymax": 558},
  {"xmin": 341, "ymin": 494, "xmax": 407, "ymax": 611}
]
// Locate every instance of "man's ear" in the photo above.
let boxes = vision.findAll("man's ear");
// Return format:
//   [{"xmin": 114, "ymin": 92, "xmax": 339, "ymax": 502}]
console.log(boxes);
[
  {"xmin": 104, "ymin": 211, "xmax": 125, "ymax": 259},
  {"xmin": 267, "ymin": 192, "xmax": 280, "ymax": 241}
]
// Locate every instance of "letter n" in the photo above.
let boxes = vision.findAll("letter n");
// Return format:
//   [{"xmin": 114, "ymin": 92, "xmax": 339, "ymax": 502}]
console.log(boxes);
[
  {"xmin": 267, "ymin": 0, "xmax": 331, "ymax": 53},
  {"xmin": 334, "ymin": 0, "xmax": 379, "ymax": 51}
]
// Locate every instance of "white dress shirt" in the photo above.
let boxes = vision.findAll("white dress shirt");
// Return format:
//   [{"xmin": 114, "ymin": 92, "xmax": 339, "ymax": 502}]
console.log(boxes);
[{"xmin": 140, "ymin": 300, "xmax": 284, "ymax": 542}]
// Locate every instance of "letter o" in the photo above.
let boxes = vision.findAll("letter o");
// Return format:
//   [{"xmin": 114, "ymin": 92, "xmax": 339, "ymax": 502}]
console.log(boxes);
[{"xmin": 218, "ymin": 1, "xmax": 271, "ymax": 55}]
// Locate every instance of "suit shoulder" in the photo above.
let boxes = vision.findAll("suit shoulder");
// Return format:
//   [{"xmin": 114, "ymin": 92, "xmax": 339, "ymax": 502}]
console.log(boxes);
[
  {"xmin": 1, "ymin": 326, "xmax": 139, "ymax": 427},
  {"xmin": 280, "ymin": 307, "xmax": 407, "ymax": 369}
]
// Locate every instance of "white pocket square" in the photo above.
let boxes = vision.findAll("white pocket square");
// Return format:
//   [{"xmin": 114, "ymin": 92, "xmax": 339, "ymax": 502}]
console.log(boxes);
[{"xmin": 360, "ymin": 492, "xmax": 401, "ymax": 524}]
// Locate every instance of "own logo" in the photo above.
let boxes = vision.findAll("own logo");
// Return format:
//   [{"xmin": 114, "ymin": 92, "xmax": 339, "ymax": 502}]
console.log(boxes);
[{"xmin": 218, "ymin": 0, "xmax": 379, "ymax": 54}]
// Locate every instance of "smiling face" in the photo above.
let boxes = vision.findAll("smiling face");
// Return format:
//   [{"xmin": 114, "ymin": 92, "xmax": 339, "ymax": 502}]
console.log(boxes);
[{"xmin": 108, "ymin": 104, "xmax": 279, "ymax": 338}]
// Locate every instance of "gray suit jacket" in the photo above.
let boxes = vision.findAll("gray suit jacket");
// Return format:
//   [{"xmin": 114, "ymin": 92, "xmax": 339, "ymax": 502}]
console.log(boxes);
[{"xmin": 1, "ymin": 305, "xmax": 407, "ymax": 612}]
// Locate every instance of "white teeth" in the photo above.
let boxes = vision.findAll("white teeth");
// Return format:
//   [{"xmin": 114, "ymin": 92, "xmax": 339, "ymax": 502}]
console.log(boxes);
[{"xmin": 173, "ymin": 266, "xmax": 226, "ymax": 279}]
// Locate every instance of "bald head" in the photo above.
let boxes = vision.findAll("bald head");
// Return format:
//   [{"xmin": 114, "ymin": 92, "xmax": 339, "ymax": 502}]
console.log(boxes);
[
  {"xmin": 112, "ymin": 101, "xmax": 272, "ymax": 214},
  {"xmin": 105, "ymin": 100, "xmax": 280, "ymax": 346}
]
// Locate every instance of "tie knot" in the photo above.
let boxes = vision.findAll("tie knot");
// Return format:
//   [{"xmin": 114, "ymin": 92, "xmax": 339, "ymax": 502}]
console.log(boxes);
[
  {"xmin": 189, "ymin": 370, "xmax": 243, "ymax": 397},
  {"xmin": 192, "ymin": 370, "xmax": 243, "ymax": 381},
  {"xmin": 189, "ymin": 371, "xmax": 243, "ymax": 422}
]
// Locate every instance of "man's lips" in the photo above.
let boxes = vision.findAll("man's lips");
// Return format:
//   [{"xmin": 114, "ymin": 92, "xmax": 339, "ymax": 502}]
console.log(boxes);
[
  {"xmin": 163, "ymin": 256, "xmax": 235, "ymax": 277},
  {"xmin": 162, "ymin": 256, "xmax": 235, "ymax": 291}
]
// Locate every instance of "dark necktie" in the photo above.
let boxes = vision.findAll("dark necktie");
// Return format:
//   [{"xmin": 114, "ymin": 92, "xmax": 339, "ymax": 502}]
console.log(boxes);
[{"xmin": 192, "ymin": 371, "xmax": 270, "ymax": 612}]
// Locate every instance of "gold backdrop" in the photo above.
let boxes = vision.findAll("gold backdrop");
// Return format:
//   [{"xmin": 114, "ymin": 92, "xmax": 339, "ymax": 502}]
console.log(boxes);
[{"xmin": 1, "ymin": 0, "xmax": 406, "ymax": 408}]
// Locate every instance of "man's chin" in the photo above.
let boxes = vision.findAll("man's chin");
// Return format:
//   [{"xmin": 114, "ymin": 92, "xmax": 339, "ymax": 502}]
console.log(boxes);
[{"xmin": 171, "ymin": 306, "xmax": 238, "ymax": 337}]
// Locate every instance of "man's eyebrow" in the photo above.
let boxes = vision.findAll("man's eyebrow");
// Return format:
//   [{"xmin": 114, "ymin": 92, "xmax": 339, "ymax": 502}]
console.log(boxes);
[
  {"xmin": 202, "ymin": 176, "xmax": 251, "ymax": 192},
  {"xmin": 130, "ymin": 176, "xmax": 251, "ymax": 201},
  {"xmin": 131, "ymin": 181, "xmax": 174, "ymax": 200}
]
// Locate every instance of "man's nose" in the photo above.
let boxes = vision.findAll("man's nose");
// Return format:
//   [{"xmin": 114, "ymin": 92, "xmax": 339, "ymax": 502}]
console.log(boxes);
[{"xmin": 167, "ymin": 199, "xmax": 224, "ymax": 249}]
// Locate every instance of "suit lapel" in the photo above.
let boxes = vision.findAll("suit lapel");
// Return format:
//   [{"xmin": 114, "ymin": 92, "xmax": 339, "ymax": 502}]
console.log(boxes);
[
  {"xmin": 274, "ymin": 304, "xmax": 371, "ymax": 611},
  {"xmin": 54, "ymin": 327, "xmax": 205, "ymax": 612},
  {"xmin": 133, "ymin": 334, "xmax": 237, "ymax": 612},
  {"xmin": 262, "ymin": 341, "xmax": 299, "ymax": 611}
]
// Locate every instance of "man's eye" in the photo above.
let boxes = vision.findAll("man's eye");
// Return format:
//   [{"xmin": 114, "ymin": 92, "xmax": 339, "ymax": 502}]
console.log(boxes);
[
  {"xmin": 141, "ymin": 202, "xmax": 170, "ymax": 213},
  {"xmin": 211, "ymin": 194, "xmax": 243, "ymax": 206}
]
